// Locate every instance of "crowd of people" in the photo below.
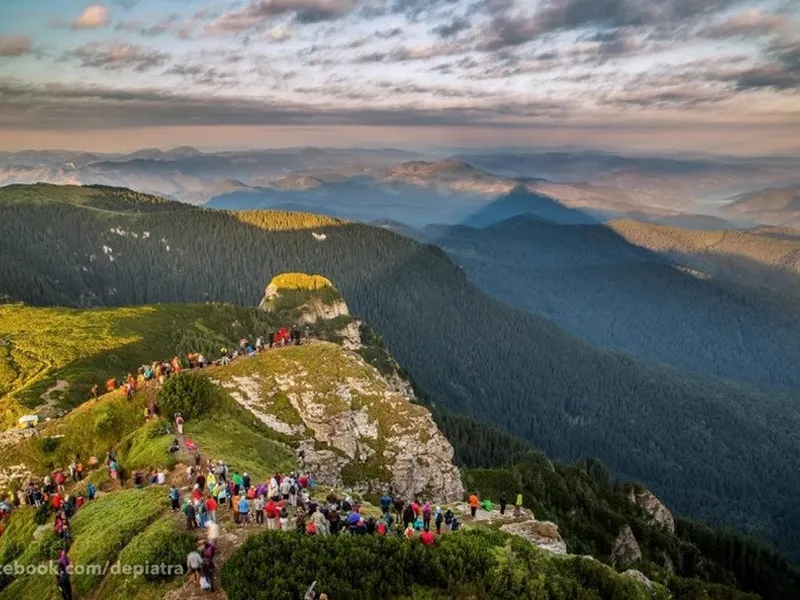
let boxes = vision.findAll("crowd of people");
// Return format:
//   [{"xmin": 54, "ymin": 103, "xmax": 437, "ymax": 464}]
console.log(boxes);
[{"xmin": 93, "ymin": 325, "xmax": 311, "ymax": 399}]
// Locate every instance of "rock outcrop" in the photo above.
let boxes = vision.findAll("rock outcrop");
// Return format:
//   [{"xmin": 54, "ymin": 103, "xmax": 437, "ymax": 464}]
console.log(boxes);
[
  {"xmin": 214, "ymin": 342, "xmax": 463, "ymax": 503},
  {"xmin": 501, "ymin": 520, "xmax": 568, "ymax": 556},
  {"xmin": 622, "ymin": 569, "xmax": 653, "ymax": 590},
  {"xmin": 612, "ymin": 524, "xmax": 642, "ymax": 567},
  {"xmin": 628, "ymin": 486, "xmax": 675, "ymax": 533},
  {"xmin": 260, "ymin": 272, "xmax": 349, "ymax": 323}
]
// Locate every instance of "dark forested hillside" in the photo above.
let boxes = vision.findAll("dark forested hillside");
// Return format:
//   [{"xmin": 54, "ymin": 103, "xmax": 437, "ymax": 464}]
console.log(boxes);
[
  {"xmin": 421, "ymin": 216, "xmax": 800, "ymax": 391},
  {"xmin": 3, "ymin": 184, "xmax": 800, "ymax": 561},
  {"xmin": 436, "ymin": 409, "xmax": 800, "ymax": 600}
]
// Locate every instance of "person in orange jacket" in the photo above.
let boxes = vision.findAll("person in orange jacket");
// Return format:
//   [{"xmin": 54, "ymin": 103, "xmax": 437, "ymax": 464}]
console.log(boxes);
[{"xmin": 468, "ymin": 493, "xmax": 480, "ymax": 518}]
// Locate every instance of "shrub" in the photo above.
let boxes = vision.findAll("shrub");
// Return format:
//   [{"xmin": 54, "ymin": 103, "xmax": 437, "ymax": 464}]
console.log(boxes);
[
  {"xmin": 34, "ymin": 503, "xmax": 51, "ymax": 525},
  {"xmin": 40, "ymin": 437, "xmax": 59, "ymax": 453},
  {"xmin": 116, "ymin": 516, "xmax": 195, "ymax": 581},
  {"xmin": 158, "ymin": 371, "xmax": 218, "ymax": 420}
]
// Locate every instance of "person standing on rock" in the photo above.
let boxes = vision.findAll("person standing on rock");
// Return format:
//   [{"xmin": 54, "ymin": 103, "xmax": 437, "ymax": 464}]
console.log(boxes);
[
  {"xmin": 254, "ymin": 494, "xmax": 265, "ymax": 525},
  {"xmin": 422, "ymin": 502, "xmax": 432, "ymax": 530},
  {"xmin": 468, "ymin": 493, "xmax": 480, "ymax": 518},
  {"xmin": 380, "ymin": 493, "xmax": 393, "ymax": 515},
  {"xmin": 402, "ymin": 503, "xmax": 415, "ymax": 529},
  {"xmin": 499, "ymin": 492, "xmax": 507, "ymax": 515},
  {"xmin": 514, "ymin": 493, "xmax": 523, "ymax": 517},
  {"xmin": 435, "ymin": 507, "xmax": 443, "ymax": 534}
]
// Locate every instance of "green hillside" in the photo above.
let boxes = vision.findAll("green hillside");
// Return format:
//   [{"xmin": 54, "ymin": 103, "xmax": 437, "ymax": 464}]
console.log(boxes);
[
  {"xmin": 3, "ymin": 184, "xmax": 800, "ymax": 562},
  {"xmin": 0, "ymin": 311, "xmax": 791, "ymax": 599}
]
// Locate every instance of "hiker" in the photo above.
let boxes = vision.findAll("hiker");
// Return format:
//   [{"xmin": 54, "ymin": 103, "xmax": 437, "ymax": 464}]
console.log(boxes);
[
  {"xmin": 206, "ymin": 519, "xmax": 220, "ymax": 547},
  {"xmin": 468, "ymin": 493, "xmax": 480, "ymax": 518},
  {"xmin": 242, "ymin": 472, "xmax": 251, "ymax": 490},
  {"xmin": 514, "ymin": 492, "xmax": 523, "ymax": 517},
  {"xmin": 327, "ymin": 507, "xmax": 341, "ymax": 535},
  {"xmin": 279, "ymin": 504, "xmax": 289, "ymax": 530},
  {"xmin": 233, "ymin": 471, "xmax": 244, "ymax": 495},
  {"xmin": 205, "ymin": 495, "xmax": 217, "ymax": 523},
  {"xmin": 422, "ymin": 502, "xmax": 432, "ymax": 530},
  {"xmin": 168, "ymin": 439, "xmax": 180, "ymax": 453},
  {"xmin": 133, "ymin": 471, "xmax": 143, "ymax": 489},
  {"xmin": 380, "ymin": 492, "xmax": 393, "ymax": 515},
  {"xmin": 435, "ymin": 506, "xmax": 443, "ymax": 534},
  {"xmin": 175, "ymin": 413, "xmax": 184, "ymax": 435},
  {"xmin": 481, "ymin": 498, "xmax": 493, "ymax": 513},
  {"xmin": 402, "ymin": 503, "xmax": 415, "ymax": 528},
  {"xmin": 420, "ymin": 527, "xmax": 435, "ymax": 546},
  {"xmin": 57, "ymin": 566, "xmax": 73, "ymax": 600},
  {"xmin": 87, "ymin": 482, "xmax": 96, "ymax": 501},
  {"xmin": 200, "ymin": 541, "xmax": 215, "ymax": 591},
  {"xmin": 186, "ymin": 549, "xmax": 203, "ymax": 586},
  {"xmin": 499, "ymin": 492, "xmax": 507, "ymax": 515},
  {"xmin": 238, "ymin": 494, "xmax": 249, "ymax": 526},
  {"xmin": 444, "ymin": 508, "xmax": 454, "ymax": 529},
  {"xmin": 169, "ymin": 486, "xmax": 180, "ymax": 511},
  {"xmin": 376, "ymin": 518, "xmax": 387, "ymax": 536},
  {"xmin": 265, "ymin": 498, "xmax": 279, "ymax": 530},
  {"xmin": 254, "ymin": 495, "xmax": 265, "ymax": 525},
  {"xmin": 184, "ymin": 498, "xmax": 197, "ymax": 529},
  {"xmin": 105, "ymin": 378, "xmax": 116, "ymax": 393},
  {"xmin": 90, "ymin": 384, "xmax": 99, "ymax": 400},
  {"xmin": 280, "ymin": 476, "xmax": 291, "ymax": 501}
]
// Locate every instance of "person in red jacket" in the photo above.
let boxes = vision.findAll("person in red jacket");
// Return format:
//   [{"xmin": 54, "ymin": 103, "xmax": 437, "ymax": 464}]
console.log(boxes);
[{"xmin": 420, "ymin": 527, "xmax": 435, "ymax": 546}]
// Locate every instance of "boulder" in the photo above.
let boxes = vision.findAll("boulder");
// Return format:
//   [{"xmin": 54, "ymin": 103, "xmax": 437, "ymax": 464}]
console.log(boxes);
[
  {"xmin": 630, "ymin": 487, "xmax": 675, "ymax": 533},
  {"xmin": 612, "ymin": 524, "xmax": 642, "ymax": 567},
  {"xmin": 501, "ymin": 520, "xmax": 568, "ymax": 555},
  {"xmin": 622, "ymin": 569, "xmax": 653, "ymax": 590}
]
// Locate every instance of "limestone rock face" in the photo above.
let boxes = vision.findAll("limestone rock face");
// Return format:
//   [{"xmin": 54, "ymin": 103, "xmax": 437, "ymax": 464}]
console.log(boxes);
[
  {"xmin": 501, "ymin": 520, "xmax": 568, "ymax": 555},
  {"xmin": 260, "ymin": 272, "xmax": 350, "ymax": 323},
  {"xmin": 629, "ymin": 487, "xmax": 675, "ymax": 533},
  {"xmin": 612, "ymin": 525, "xmax": 642, "ymax": 567},
  {"xmin": 214, "ymin": 343, "xmax": 463, "ymax": 503},
  {"xmin": 622, "ymin": 569, "xmax": 653, "ymax": 590}
]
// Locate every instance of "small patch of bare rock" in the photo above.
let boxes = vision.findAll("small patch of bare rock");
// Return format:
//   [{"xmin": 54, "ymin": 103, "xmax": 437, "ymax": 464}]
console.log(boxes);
[
  {"xmin": 613, "ymin": 525, "xmax": 642, "ymax": 567},
  {"xmin": 622, "ymin": 569, "xmax": 653, "ymax": 590},
  {"xmin": 501, "ymin": 520, "xmax": 567, "ymax": 555},
  {"xmin": 629, "ymin": 487, "xmax": 675, "ymax": 533}
]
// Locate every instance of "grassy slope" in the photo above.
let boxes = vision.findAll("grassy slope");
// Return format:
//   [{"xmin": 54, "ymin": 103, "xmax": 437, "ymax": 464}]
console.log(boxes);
[{"xmin": 0, "ymin": 302, "xmax": 301, "ymax": 429}]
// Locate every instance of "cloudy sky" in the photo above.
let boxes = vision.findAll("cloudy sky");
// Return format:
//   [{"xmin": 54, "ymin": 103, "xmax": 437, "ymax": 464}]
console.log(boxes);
[{"xmin": 0, "ymin": 0, "xmax": 798, "ymax": 153}]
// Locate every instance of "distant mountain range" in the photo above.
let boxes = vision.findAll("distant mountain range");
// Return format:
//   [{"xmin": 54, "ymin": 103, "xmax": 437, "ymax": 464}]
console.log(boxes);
[
  {"xmin": 722, "ymin": 185, "xmax": 800, "ymax": 227},
  {"xmin": 2, "ymin": 147, "xmax": 798, "ymax": 228}
]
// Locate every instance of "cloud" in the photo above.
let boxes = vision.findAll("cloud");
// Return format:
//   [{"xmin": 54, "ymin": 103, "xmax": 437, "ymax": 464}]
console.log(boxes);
[
  {"xmin": 0, "ymin": 78, "xmax": 571, "ymax": 131},
  {"xmin": 207, "ymin": 0, "xmax": 356, "ymax": 33},
  {"xmin": 699, "ymin": 9, "xmax": 792, "ymax": 39},
  {"xmin": 0, "ymin": 36, "xmax": 32, "ymax": 57},
  {"xmin": 714, "ymin": 37, "xmax": 800, "ymax": 91},
  {"xmin": 71, "ymin": 4, "xmax": 110, "ymax": 29},
  {"xmin": 431, "ymin": 16, "xmax": 471, "ymax": 38},
  {"xmin": 65, "ymin": 43, "xmax": 169, "ymax": 72},
  {"xmin": 267, "ymin": 26, "xmax": 292, "ymax": 42},
  {"xmin": 355, "ymin": 43, "xmax": 462, "ymax": 63},
  {"xmin": 477, "ymin": 0, "xmax": 738, "ymax": 51}
]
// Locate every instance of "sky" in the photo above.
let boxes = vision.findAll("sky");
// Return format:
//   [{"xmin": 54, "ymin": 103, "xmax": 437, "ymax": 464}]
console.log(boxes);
[{"xmin": 0, "ymin": 0, "xmax": 798, "ymax": 154}]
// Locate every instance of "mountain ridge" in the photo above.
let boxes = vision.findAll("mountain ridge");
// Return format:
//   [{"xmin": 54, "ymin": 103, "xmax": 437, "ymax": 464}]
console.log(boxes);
[{"xmin": 3, "ymin": 184, "xmax": 800, "ymax": 563}]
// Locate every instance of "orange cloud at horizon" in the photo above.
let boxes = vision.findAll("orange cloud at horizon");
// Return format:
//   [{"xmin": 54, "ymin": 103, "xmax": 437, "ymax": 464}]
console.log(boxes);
[{"xmin": 1, "ymin": 123, "xmax": 799, "ymax": 155}]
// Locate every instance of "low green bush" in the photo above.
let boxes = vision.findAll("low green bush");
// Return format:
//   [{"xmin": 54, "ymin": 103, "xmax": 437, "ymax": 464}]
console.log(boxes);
[{"xmin": 158, "ymin": 371, "xmax": 218, "ymax": 420}]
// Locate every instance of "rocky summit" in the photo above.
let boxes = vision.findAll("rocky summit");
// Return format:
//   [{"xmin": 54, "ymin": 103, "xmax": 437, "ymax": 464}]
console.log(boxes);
[{"xmin": 213, "ymin": 342, "xmax": 464, "ymax": 503}]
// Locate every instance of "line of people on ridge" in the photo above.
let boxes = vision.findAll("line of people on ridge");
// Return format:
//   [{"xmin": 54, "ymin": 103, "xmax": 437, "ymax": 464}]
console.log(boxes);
[{"xmin": 90, "ymin": 325, "xmax": 312, "ymax": 401}]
